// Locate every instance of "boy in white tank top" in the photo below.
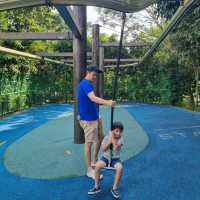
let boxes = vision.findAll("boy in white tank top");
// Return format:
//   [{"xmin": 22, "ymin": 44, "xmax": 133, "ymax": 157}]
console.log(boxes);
[{"xmin": 88, "ymin": 122, "xmax": 124, "ymax": 199}]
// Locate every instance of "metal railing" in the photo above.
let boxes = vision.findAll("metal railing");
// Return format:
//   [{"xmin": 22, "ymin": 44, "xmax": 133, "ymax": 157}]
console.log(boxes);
[{"xmin": 0, "ymin": 90, "xmax": 70, "ymax": 117}]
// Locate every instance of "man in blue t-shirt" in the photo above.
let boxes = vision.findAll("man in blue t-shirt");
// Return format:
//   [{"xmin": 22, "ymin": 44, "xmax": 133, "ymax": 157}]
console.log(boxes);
[{"xmin": 78, "ymin": 65, "xmax": 116, "ymax": 179}]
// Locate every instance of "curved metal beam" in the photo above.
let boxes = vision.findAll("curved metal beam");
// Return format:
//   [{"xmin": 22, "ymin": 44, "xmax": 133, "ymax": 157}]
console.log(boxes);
[
  {"xmin": 0, "ymin": 45, "xmax": 65, "ymax": 65},
  {"xmin": 139, "ymin": 0, "xmax": 198, "ymax": 66},
  {"xmin": 0, "ymin": 32, "xmax": 73, "ymax": 40}
]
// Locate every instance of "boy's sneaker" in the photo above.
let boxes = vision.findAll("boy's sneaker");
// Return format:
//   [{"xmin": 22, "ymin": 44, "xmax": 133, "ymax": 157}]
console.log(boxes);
[
  {"xmin": 111, "ymin": 188, "xmax": 120, "ymax": 199},
  {"xmin": 88, "ymin": 187, "xmax": 101, "ymax": 195}
]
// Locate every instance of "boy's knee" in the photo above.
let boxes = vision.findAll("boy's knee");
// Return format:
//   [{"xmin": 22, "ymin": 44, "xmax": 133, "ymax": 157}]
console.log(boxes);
[
  {"xmin": 95, "ymin": 164, "xmax": 102, "ymax": 170},
  {"xmin": 115, "ymin": 163, "xmax": 123, "ymax": 172},
  {"xmin": 95, "ymin": 162, "xmax": 104, "ymax": 170}
]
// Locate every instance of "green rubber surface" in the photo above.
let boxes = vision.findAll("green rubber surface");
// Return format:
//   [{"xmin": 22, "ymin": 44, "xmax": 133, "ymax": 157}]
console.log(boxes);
[{"xmin": 4, "ymin": 106, "xmax": 149, "ymax": 180}]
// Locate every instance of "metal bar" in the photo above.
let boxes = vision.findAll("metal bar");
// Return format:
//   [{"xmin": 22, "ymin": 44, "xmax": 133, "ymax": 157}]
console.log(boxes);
[
  {"xmin": 36, "ymin": 52, "xmax": 92, "ymax": 57},
  {"xmin": 60, "ymin": 59, "xmax": 74, "ymax": 63},
  {"xmin": 104, "ymin": 63, "xmax": 138, "ymax": 68},
  {"xmin": 100, "ymin": 42, "xmax": 148, "ymax": 47},
  {"xmin": 104, "ymin": 58, "xmax": 140, "ymax": 63},
  {"xmin": 0, "ymin": 32, "xmax": 73, "ymax": 40},
  {"xmin": 59, "ymin": 58, "xmax": 139, "ymax": 63},
  {"xmin": 0, "ymin": 45, "xmax": 65, "ymax": 65},
  {"xmin": 111, "ymin": 12, "xmax": 126, "ymax": 128},
  {"xmin": 139, "ymin": 0, "xmax": 197, "ymax": 66},
  {"xmin": 56, "ymin": 5, "xmax": 81, "ymax": 39}
]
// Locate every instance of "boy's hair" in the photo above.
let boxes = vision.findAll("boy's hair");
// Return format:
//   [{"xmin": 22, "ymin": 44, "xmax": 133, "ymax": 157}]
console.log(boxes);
[{"xmin": 111, "ymin": 121, "xmax": 124, "ymax": 132}]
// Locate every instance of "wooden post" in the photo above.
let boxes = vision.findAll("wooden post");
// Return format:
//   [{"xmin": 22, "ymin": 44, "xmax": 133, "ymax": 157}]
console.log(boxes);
[
  {"xmin": 195, "ymin": 67, "xmax": 199, "ymax": 107},
  {"xmin": 99, "ymin": 47, "xmax": 104, "ymax": 98},
  {"xmin": 92, "ymin": 24, "xmax": 100, "ymax": 96},
  {"xmin": 73, "ymin": 6, "xmax": 87, "ymax": 144}
]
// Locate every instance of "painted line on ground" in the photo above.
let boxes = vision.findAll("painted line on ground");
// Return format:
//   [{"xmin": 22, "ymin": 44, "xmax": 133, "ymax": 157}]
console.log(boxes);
[{"xmin": 156, "ymin": 125, "xmax": 200, "ymax": 131}]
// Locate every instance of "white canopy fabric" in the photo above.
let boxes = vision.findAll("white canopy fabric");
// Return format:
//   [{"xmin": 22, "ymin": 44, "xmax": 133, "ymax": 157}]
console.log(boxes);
[{"xmin": 0, "ymin": 0, "xmax": 155, "ymax": 13}]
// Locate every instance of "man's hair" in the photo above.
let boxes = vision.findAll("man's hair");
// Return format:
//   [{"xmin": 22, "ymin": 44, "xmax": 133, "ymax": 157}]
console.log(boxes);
[{"xmin": 111, "ymin": 121, "xmax": 124, "ymax": 132}]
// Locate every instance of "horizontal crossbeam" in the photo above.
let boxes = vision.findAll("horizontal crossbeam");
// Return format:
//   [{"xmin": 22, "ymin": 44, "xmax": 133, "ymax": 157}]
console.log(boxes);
[
  {"xmin": 37, "ymin": 52, "xmax": 92, "ymax": 57},
  {"xmin": 100, "ymin": 42, "xmax": 148, "ymax": 48}
]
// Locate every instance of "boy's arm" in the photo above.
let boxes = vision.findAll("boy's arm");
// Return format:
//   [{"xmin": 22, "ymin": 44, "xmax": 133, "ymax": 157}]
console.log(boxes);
[
  {"xmin": 101, "ymin": 142, "xmax": 112, "ymax": 152},
  {"xmin": 101, "ymin": 136, "xmax": 112, "ymax": 152}
]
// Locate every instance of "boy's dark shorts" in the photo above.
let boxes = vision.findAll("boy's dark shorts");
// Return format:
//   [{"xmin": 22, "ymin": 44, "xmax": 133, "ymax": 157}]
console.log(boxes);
[{"xmin": 100, "ymin": 156, "xmax": 121, "ymax": 168}]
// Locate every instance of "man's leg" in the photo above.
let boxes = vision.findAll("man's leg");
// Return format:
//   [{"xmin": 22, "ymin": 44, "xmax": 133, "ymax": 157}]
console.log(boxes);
[
  {"xmin": 93, "ymin": 118, "xmax": 104, "ymax": 164},
  {"xmin": 84, "ymin": 120, "xmax": 99, "ymax": 178},
  {"xmin": 80, "ymin": 120, "xmax": 93, "ymax": 172},
  {"xmin": 85, "ymin": 142, "xmax": 92, "ymax": 170}
]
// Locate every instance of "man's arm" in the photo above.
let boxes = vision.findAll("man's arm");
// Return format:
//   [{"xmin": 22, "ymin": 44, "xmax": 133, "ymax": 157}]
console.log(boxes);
[{"xmin": 88, "ymin": 91, "xmax": 115, "ymax": 107}]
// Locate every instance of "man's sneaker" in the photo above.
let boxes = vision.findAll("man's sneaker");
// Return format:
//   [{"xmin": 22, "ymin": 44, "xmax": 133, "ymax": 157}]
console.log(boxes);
[
  {"xmin": 86, "ymin": 169, "xmax": 103, "ymax": 180},
  {"xmin": 87, "ymin": 169, "xmax": 95, "ymax": 179},
  {"xmin": 111, "ymin": 188, "xmax": 120, "ymax": 199},
  {"xmin": 91, "ymin": 161, "xmax": 96, "ymax": 168},
  {"xmin": 88, "ymin": 187, "xmax": 101, "ymax": 195}
]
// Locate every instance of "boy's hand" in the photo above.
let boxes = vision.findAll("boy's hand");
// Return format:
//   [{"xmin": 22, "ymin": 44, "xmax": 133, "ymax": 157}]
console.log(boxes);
[
  {"xmin": 115, "ymin": 143, "xmax": 123, "ymax": 151},
  {"xmin": 108, "ymin": 133, "xmax": 114, "ymax": 145}
]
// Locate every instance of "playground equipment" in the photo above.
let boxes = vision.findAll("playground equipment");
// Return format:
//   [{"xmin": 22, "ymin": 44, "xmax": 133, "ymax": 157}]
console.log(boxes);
[{"xmin": 0, "ymin": 0, "xmax": 197, "ymax": 143}]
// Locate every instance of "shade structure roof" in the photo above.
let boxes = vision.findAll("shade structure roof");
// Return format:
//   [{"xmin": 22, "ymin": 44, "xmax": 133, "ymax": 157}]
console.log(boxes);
[
  {"xmin": 0, "ymin": 0, "xmax": 155, "ymax": 13},
  {"xmin": 63, "ymin": 0, "xmax": 156, "ymax": 12}
]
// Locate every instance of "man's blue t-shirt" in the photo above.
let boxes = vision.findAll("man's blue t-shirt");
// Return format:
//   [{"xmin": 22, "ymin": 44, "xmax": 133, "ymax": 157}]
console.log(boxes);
[{"xmin": 78, "ymin": 79, "xmax": 99, "ymax": 121}]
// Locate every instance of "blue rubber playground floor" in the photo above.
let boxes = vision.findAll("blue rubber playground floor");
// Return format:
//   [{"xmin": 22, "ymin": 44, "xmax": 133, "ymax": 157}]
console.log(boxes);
[{"xmin": 0, "ymin": 103, "xmax": 200, "ymax": 200}]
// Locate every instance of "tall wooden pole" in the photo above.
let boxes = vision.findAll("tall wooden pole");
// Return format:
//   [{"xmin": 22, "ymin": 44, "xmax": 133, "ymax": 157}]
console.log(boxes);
[
  {"xmin": 99, "ymin": 47, "xmax": 104, "ymax": 98},
  {"xmin": 92, "ymin": 24, "xmax": 100, "ymax": 96},
  {"xmin": 73, "ymin": 6, "xmax": 87, "ymax": 144}
]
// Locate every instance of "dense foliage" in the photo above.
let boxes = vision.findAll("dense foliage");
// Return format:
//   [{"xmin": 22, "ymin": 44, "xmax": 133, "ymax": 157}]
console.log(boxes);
[
  {"xmin": 0, "ymin": 2, "xmax": 200, "ymax": 117},
  {"xmin": 99, "ymin": 1, "xmax": 200, "ymax": 110},
  {"xmin": 0, "ymin": 7, "xmax": 72, "ymax": 116}
]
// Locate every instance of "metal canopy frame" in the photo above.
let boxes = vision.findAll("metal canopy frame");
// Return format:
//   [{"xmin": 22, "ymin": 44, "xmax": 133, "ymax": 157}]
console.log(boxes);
[
  {"xmin": 0, "ymin": 0, "xmax": 155, "ymax": 13},
  {"xmin": 0, "ymin": 0, "xmax": 196, "ymax": 66}
]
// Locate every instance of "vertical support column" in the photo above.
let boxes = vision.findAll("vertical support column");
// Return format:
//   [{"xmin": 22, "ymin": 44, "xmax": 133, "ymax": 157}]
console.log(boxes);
[
  {"xmin": 92, "ymin": 24, "xmax": 100, "ymax": 96},
  {"xmin": 99, "ymin": 47, "xmax": 104, "ymax": 98},
  {"xmin": 73, "ymin": 6, "xmax": 87, "ymax": 144}
]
